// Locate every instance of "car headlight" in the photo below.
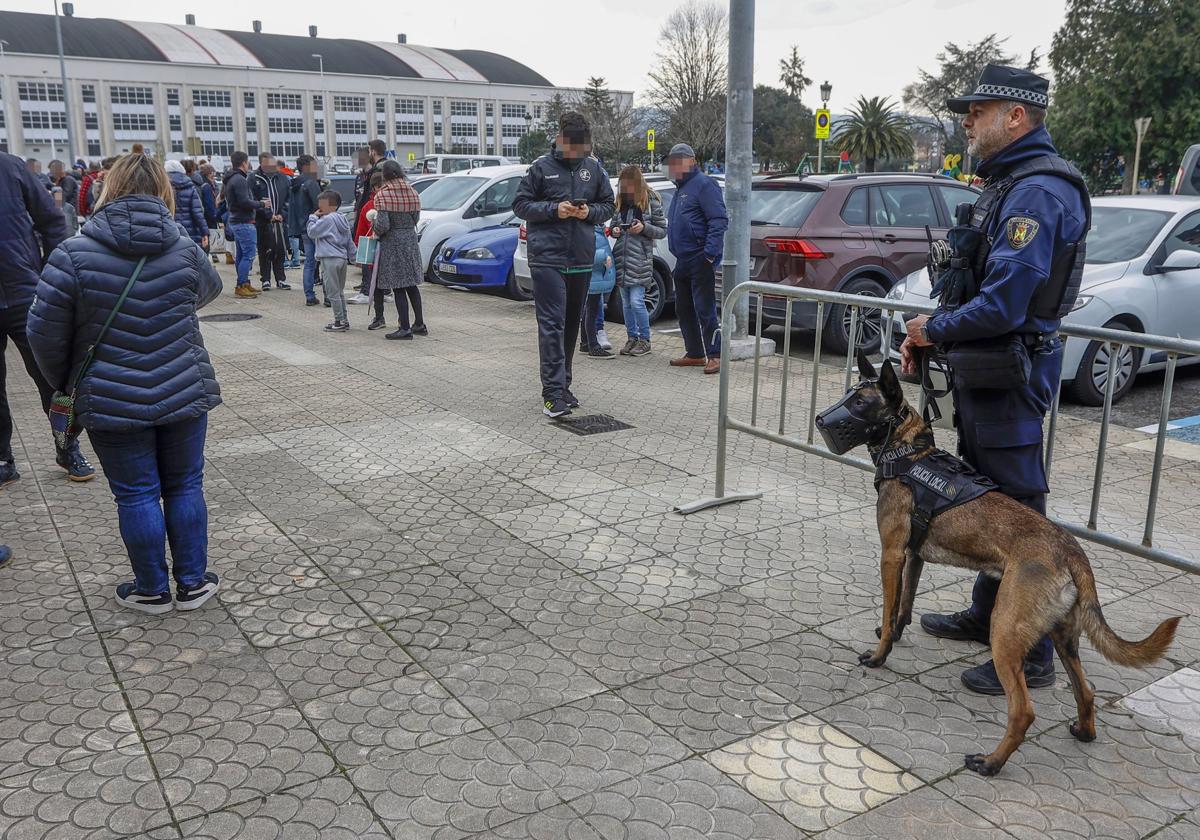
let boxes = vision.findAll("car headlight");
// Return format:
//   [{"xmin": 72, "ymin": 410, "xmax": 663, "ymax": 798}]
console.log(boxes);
[
  {"xmin": 461, "ymin": 247, "xmax": 494, "ymax": 261},
  {"xmin": 886, "ymin": 279, "xmax": 907, "ymax": 300},
  {"xmin": 1071, "ymin": 294, "xmax": 1093, "ymax": 312},
  {"xmin": 415, "ymin": 220, "xmax": 428, "ymax": 240}
]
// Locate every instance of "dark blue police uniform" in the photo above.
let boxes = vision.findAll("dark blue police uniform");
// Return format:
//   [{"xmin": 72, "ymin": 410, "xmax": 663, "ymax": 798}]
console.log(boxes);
[{"xmin": 925, "ymin": 124, "xmax": 1089, "ymax": 668}]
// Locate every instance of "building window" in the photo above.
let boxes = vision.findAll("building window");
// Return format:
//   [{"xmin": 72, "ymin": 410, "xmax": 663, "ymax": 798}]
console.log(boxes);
[
  {"xmin": 112, "ymin": 113, "xmax": 156, "ymax": 132},
  {"xmin": 172, "ymin": 141, "xmax": 184, "ymax": 153},
  {"xmin": 450, "ymin": 141, "xmax": 479, "ymax": 155},
  {"xmin": 169, "ymin": 115, "xmax": 182, "ymax": 132},
  {"xmin": 84, "ymin": 113, "xmax": 100, "ymax": 130},
  {"xmin": 501, "ymin": 123, "xmax": 528, "ymax": 139},
  {"xmin": 192, "ymin": 89, "xmax": 232, "ymax": 109},
  {"xmin": 87, "ymin": 140, "xmax": 101, "ymax": 156},
  {"xmin": 375, "ymin": 97, "xmax": 385, "ymax": 112},
  {"xmin": 81, "ymin": 84, "xmax": 96, "ymax": 104},
  {"xmin": 23, "ymin": 111, "xmax": 67, "ymax": 130},
  {"xmin": 18, "ymin": 82, "xmax": 64, "ymax": 102},
  {"xmin": 486, "ymin": 103, "xmax": 494, "ymax": 117},
  {"xmin": 166, "ymin": 88, "xmax": 180, "ymax": 106},
  {"xmin": 500, "ymin": 104, "xmax": 526, "ymax": 119},
  {"xmin": 243, "ymin": 91, "xmax": 255, "ymax": 110},
  {"xmin": 312, "ymin": 94, "xmax": 324, "ymax": 111},
  {"xmin": 432, "ymin": 100, "xmax": 442, "ymax": 116},
  {"xmin": 267, "ymin": 117, "xmax": 304, "ymax": 134},
  {"xmin": 270, "ymin": 141, "xmax": 306, "ymax": 157},
  {"xmin": 395, "ymin": 119, "xmax": 424, "ymax": 137},
  {"xmin": 315, "ymin": 142, "xmax": 326, "ymax": 157},
  {"xmin": 266, "ymin": 92, "xmax": 303, "ymax": 110},
  {"xmin": 245, "ymin": 117, "xmax": 257, "ymax": 134},
  {"xmin": 450, "ymin": 100, "xmax": 477, "ymax": 117},
  {"xmin": 334, "ymin": 119, "xmax": 368, "ymax": 135},
  {"xmin": 395, "ymin": 98, "xmax": 423, "ymax": 115},
  {"xmin": 248, "ymin": 141, "xmax": 259, "ymax": 156},
  {"xmin": 333, "ymin": 95, "xmax": 366, "ymax": 112},
  {"xmin": 202, "ymin": 140, "xmax": 235, "ymax": 156},
  {"xmin": 195, "ymin": 115, "xmax": 234, "ymax": 133},
  {"xmin": 335, "ymin": 142, "xmax": 364, "ymax": 157},
  {"xmin": 110, "ymin": 86, "xmax": 153, "ymax": 105}
]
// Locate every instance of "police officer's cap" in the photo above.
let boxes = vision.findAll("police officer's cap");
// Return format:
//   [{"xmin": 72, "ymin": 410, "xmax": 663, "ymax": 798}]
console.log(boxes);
[{"xmin": 946, "ymin": 64, "xmax": 1050, "ymax": 114}]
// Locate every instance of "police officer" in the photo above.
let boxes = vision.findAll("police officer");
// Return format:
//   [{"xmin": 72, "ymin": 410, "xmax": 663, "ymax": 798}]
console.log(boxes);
[{"xmin": 901, "ymin": 65, "xmax": 1090, "ymax": 696}]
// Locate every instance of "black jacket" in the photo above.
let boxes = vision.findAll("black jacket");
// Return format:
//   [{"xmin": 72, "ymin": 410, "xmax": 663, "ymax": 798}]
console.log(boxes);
[
  {"xmin": 514, "ymin": 152, "xmax": 614, "ymax": 271},
  {"xmin": 223, "ymin": 169, "xmax": 261, "ymax": 224},
  {"xmin": 251, "ymin": 168, "xmax": 290, "ymax": 227},
  {"xmin": 353, "ymin": 160, "xmax": 383, "ymax": 224},
  {"xmin": 287, "ymin": 174, "xmax": 322, "ymax": 237},
  {"xmin": 0, "ymin": 152, "xmax": 66, "ymax": 311}
]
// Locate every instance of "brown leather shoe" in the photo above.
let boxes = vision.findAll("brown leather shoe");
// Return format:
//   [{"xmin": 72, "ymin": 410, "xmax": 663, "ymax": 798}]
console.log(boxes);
[
  {"xmin": 704, "ymin": 358, "xmax": 720, "ymax": 375},
  {"xmin": 670, "ymin": 356, "xmax": 706, "ymax": 367},
  {"xmin": 234, "ymin": 285, "xmax": 259, "ymax": 299}
]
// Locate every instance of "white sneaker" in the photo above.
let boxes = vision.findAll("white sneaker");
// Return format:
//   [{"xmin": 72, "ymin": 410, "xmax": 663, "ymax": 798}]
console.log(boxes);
[
  {"xmin": 176, "ymin": 572, "xmax": 220, "ymax": 611},
  {"xmin": 348, "ymin": 293, "xmax": 371, "ymax": 305},
  {"xmin": 596, "ymin": 329, "xmax": 613, "ymax": 351}
]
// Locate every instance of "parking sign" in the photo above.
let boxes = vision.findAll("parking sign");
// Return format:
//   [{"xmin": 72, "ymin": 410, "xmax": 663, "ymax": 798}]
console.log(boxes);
[
  {"xmin": 815, "ymin": 110, "xmax": 830, "ymax": 140},
  {"xmin": 647, "ymin": 129, "xmax": 655, "ymax": 151}
]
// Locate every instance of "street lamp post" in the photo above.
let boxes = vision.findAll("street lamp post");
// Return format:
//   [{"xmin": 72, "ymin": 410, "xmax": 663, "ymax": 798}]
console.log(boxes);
[
  {"xmin": 1132, "ymin": 116, "xmax": 1152, "ymax": 195},
  {"xmin": 523, "ymin": 111, "xmax": 532, "ymax": 162},
  {"xmin": 54, "ymin": 1, "xmax": 77, "ymax": 163},
  {"xmin": 817, "ymin": 80, "xmax": 831, "ymax": 174},
  {"xmin": 311, "ymin": 53, "xmax": 325, "ymax": 163}
]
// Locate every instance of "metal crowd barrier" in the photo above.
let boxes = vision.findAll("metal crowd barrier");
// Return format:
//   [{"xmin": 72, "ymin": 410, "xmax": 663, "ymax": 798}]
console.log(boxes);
[{"xmin": 677, "ymin": 281, "xmax": 1200, "ymax": 576}]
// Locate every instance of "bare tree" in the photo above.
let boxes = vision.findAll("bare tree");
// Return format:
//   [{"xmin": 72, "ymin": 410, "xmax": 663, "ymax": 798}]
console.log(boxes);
[{"xmin": 648, "ymin": 0, "xmax": 728, "ymax": 161}]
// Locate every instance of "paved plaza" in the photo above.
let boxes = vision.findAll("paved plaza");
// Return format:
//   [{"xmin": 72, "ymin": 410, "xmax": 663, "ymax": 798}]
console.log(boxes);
[{"xmin": 4, "ymin": 264, "xmax": 1200, "ymax": 839}]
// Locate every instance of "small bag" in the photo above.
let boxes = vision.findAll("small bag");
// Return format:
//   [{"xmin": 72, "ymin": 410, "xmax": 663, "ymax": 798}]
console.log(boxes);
[
  {"xmin": 355, "ymin": 235, "xmax": 377, "ymax": 267},
  {"xmin": 49, "ymin": 256, "xmax": 146, "ymax": 447},
  {"xmin": 946, "ymin": 335, "xmax": 1032, "ymax": 390}
]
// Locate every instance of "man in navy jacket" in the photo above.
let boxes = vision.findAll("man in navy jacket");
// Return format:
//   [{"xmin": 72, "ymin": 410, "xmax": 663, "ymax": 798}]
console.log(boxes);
[
  {"xmin": 666, "ymin": 143, "xmax": 728, "ymax": 375},
  {"xmin": 0, "ymin": 151, "xmax": 94, "ymax": 486}
]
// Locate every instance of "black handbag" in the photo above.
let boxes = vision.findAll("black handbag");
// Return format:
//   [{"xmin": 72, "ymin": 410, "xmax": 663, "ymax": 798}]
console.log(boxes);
[{"xmin": 946, "ymin": 335, "xmax": 1032, "ymax": 390}]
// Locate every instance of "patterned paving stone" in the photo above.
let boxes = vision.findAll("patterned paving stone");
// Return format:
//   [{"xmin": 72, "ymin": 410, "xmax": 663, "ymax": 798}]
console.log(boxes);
[
  {"xmin": 566, "ymin": 757, "xmax": 799, "ymax": 840},
  {"xmin": 402, "ymin": 514, "xmax": 533, "ymax": 564},
  {"xmin": 529, "ymin": 527, "xmax": 660, "ymax": 575},
  {"xmin": 210, "ymin": 549, "xmax": 327, "ymax": 606},
  {"xmin": 648, "ymin": 590, "xmax": 805, "ymax": 658},
  {"xmin": 151, "ymin": 706, "xmax": 334, "ymax": 823},
  {"xmin": 520, "ymin": 467, "xmax": 627, "ymax": 501},
  {"xmin": 102, "ymin": 612, "xmax": 254, "ymax": 680},
  {"xmin": 708, "ymin": 715, "xmax": 923, "ymax": 833},
  {"xmin": 616, "ymin": 656, "xmax": 800, "ymax": 752},
  {"xmin": 490, "ymin": 576, "xmax": 641, "ymax": 639},
  {"xmin": 466, "ymin": 804, "xmax": 604, "ymax": 840},
  {"xmin": 662, "ymin": 531, "xmax": 800, "ymax": 589},
  {"xmin": 585, "ymin": 557, "xmax": 723, "ymax": 611},
  {"xmin": 563, "ymin": 487, "xmax": 668, "ymax": 527},
  {"xmin": 338, "ymin": 566, "xmax": 479, "ymax": 625},
  {"xmin": 546, "ymin": 613, "xmax": 709, "ymax": 688},
  {"xmin": 225, "ymin": 583, "xmax": 373, "ymax": 648},
  {"xmin": 1121, "ymin": 667, "xmax": 1200, "ymax": 740},
  {"xmin": 303, "ymin": 670, "xmax": 483, "ymax": 767},
  {"xmin": 387, "ymin": 598, "xmax": 539, "ymax": 671},
  {"xmin": 348, "ymin": 728, "xmax": 551, "ymax": 839},
  {"xmin": 158, "ymin": 775, "xmax": 390, "ymax": 839},
  {"xmin": 0, "ymin": 634, "xmax": 113, "ymax": 712},
  {"xmin": 494, "ymin": 693, "xmax": 689, "ymax": 802},
  {"xmin": 738, "ymin": 562, "xmax": 880, "ymax": 628},
  {"xmin": 435, "ymin": 641, "xmax": 608, "ymax": 726},
  {"xmin": 0, "ymin": 745, "xmax": 171, "ymax": 839},
  {"xmin": 302, "ymin": 531, "xmax": 435, "ymax": 583},
  {"xmin": 485, "ymin": 501, "xmax": 603, "ymax": 542},
  {"xmin": 441, "ymin": 542, "xmax": 571, "ymax": 598},
  {"xmin": 818, "ymin": 784, "xmax": 1008, "ymax": 839},
  {"xmin": 261, "ymin": 626, "xmax": 418, "ymax": 702},
  {"xmin": 334, "ymin": 478, "xmax": 473, "ymax": 533}
]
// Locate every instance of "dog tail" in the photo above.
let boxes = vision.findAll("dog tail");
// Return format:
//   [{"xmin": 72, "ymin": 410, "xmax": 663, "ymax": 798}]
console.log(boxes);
[{"xmin": 1072, "ymin": 550, "xmax": 1180, "ymax": 667}]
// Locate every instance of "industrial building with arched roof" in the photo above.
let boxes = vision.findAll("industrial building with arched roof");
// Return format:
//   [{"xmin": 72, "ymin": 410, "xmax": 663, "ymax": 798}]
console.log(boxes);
[{"xmin": 0, "ymin": 10, "xmax": 627, "ymax": 166}]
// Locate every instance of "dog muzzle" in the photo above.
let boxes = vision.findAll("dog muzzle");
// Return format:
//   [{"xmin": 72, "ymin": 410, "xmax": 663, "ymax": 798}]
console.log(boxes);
[{"xmin": 815, "ymin": 384, "xmax": 878, "ymax": 456}]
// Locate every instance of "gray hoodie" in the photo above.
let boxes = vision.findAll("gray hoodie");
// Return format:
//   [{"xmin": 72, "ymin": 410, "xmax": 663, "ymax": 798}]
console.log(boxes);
[{"xmin": 306, "ymin": 211, "xmax": 354, "ymax": 261}]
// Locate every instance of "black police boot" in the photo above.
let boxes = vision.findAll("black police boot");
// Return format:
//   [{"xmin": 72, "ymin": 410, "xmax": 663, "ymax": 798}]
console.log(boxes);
[
  {"xmin": 920, "ymin": 609, "xmax": 989, "ymax": 645},
  {"xmin": 961, "ymin": 657, "xmax": 1056, "ymax": 696}
]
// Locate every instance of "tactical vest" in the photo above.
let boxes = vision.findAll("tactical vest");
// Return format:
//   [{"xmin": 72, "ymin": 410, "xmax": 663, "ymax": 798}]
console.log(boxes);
[
  {"xmin": 875, "ymin": 447, "xmax": 998, "ymax": 554},
  {"xmin": 967, "ymin": 155, "xmax": 1092, "ymax": 322}
]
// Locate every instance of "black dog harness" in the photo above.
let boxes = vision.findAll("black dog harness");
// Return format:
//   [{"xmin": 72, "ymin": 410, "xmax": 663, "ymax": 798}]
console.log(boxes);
[{"xmin": 872, "ymin": 432, "xmax": 998, "ymax": 554}]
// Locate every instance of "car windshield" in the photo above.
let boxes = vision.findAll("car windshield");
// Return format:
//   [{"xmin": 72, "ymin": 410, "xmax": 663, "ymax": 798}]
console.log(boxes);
[
  {"xmin": 419, "ymin": 176, "xmax": 488, "ymax": 212},
  {"xmin": 749, "ymin": 187, "xmax": 823, "ymax": 228},
  {"xmin": 1086, "ymin": 207, "xmax": 1173, "ymax": 264}
]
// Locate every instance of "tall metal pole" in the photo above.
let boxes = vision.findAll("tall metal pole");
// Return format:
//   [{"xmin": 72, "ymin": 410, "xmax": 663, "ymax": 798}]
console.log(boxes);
[
  {"xmin": 723, "ymin": 0, "xmax": 754, "ymax": 340},
  {"xmin": 1132, "ymin": 116, "xmax": 1151, "ymax": 196},
  {"xmin": 53, "ymin": 0, "xmax": 76, "ymax": 163}
]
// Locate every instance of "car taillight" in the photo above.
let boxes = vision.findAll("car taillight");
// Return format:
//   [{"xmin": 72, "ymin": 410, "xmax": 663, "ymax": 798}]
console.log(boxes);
[
  {"xmin": 763, "ymin": 237, "xmax": 828, "ymax": 258},
  {"xmin": 519, "ymin": 224, "xmax": 527, "ymax": 241}
]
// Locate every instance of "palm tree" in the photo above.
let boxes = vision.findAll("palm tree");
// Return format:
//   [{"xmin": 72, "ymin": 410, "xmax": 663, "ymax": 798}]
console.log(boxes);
[{"xmin": 834, "ymin": 96, "xmax": 913, "ymax": 172}]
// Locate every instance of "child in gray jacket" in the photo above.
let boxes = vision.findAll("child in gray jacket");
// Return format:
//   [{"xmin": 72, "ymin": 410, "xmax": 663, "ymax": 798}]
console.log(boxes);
[{"xmin": 307, "ymin": 190, "xmax": 355, "ymax": 332}]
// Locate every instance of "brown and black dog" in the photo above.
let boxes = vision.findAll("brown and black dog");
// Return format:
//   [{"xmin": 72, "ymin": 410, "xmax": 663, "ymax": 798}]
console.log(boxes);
[{"xmin": 830, "ymin": 353, "xmax": 1180, "ymax": 776}]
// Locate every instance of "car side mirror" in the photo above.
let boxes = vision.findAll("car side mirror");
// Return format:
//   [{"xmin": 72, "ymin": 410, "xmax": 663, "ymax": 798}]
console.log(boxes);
[{"xmin": 1159, "ymin": 249, "xmax": 1200, "ymax": 272}]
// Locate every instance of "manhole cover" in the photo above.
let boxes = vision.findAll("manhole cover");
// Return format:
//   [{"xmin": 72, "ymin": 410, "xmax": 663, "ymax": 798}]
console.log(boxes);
[
  {"xmin": 199, "ymin": 313, "xmax": 262, "ymax": 323},
  {"xmin": 555, "ymin": 413, "xmax": 634, "ymax": 436}
]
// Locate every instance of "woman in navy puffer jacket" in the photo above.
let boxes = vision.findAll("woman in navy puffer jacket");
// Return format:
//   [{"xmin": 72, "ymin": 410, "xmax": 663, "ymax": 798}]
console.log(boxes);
[
  {"xmin": 165, "ymin": 159, "xmax": 208, "ymax": 248},
  {"xmin": 27, "ymin": 153, "xmax": 224, "ymax": 615}
]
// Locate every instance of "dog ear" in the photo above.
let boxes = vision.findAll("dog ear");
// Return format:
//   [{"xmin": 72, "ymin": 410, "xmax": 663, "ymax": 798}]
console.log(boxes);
[
  {"xmin": 856, "ymin": 350, "xmax": 877, "ymax": 381},
  {"xmin": 878, "ymin": 359, "xmax": 904, "ymax": 408}
]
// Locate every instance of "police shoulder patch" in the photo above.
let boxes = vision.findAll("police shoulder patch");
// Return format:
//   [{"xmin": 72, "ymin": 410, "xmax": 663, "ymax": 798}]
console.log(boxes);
[{"xmin": 1006, "ymin": 216, "xmax": 1039, "ymax": 250}]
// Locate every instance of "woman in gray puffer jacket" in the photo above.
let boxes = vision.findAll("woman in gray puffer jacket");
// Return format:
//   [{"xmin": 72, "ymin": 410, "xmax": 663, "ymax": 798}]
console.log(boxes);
[{"xmin": 610, "ymin": 165, "xmax": 666, "ymax": 356}]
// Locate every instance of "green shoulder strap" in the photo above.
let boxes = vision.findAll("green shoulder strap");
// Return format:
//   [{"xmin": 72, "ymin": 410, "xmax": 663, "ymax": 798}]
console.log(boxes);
[{"xmin": 70, "ymin": 255, "xmax": 147, "ymax": 395}]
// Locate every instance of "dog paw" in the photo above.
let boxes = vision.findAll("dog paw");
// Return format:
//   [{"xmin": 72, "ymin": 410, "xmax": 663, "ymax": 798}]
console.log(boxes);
[
  {"xmin": 1069, "ymin": 721, "xmax": 1096, "ymax": 742},
  {"xmin": 858, "ymin": 651, "xmax": 885, "ymax": 668},
  {"xmin": 964, "ymin": 753, "xmax": 1001, "ymax": 776}
]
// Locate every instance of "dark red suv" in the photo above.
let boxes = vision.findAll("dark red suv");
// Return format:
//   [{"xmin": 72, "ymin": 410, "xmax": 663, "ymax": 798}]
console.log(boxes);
[{"xmin": 740, "ymin": 173, "xmax": 979, "ymax": 352}]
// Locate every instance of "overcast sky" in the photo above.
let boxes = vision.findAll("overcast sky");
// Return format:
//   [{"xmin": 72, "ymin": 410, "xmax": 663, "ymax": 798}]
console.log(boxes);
[{"xmin": 11, "ymin": 0, "xmax": 1067, "ymax": 111}]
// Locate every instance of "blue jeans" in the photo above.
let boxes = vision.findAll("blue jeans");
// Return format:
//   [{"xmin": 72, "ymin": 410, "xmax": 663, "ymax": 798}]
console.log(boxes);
[
  {"xmin": 288, "ymin": 235, "xmax": 301, "ymax": 266},
  {"xmin": 672, "ymin": 256, "xmax": 721, "ymax": 358},
  {"xmin": 88, "ymin": 414, "xmax": 209, "ymax": 595},
  {"xmin": 620, "ymin": 285, "xmax": 650, "ymax": 341},
  {"xmin": 594, "ymin": 294, "xmax": 606, "ymax": 331},
  {"xmin": 229, "ymin": 223, "xmax": 257, "ymax": 285},
  {"xmin": 301, "ymin": 235, "xmax": 318, "ymax": 301}
]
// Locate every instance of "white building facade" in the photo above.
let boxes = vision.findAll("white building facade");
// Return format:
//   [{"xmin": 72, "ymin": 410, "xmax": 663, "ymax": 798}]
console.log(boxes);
[{"xmin": 0, "ymin": 11, "xmax": 630, "ymax": 166}]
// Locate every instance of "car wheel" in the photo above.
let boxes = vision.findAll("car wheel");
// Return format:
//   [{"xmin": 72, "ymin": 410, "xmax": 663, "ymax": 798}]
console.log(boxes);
[
  {"xmin": 1069, "ymin": 321, "xmax": 1141, "ymax": 406},
  {"xmin": 505, "ymin": 268, "xmax": 531, "ymax": 301},
  {"xmin": 425, "ymin": 240, "xmax": 448, "ymax": 283},
  {"xmin": 823, "ymin": 277, "xmax": 886, "ymax": 355}
]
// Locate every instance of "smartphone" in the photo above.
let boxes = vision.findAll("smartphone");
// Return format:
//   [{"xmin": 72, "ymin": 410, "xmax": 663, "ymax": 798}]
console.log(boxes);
[{"xmin": 570, "ymin": 199, "xmax": 586, "ymax": 207}]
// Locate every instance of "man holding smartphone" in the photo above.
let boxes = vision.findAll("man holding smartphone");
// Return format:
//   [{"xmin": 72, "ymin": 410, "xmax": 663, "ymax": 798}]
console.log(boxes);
[{"xmin": 514, "ymin": 111, "xmax": 615, "ymax": 417}]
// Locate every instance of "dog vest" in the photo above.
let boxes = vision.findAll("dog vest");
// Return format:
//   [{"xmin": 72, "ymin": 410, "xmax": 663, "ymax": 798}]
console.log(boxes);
[{"xmin": 873, "ymin": 442, "xmax": 998, "ymax": 554}]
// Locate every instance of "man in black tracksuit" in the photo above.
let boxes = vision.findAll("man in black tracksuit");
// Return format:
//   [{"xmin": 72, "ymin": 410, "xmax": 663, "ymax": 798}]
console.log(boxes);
[
  {"xmin": 251, "ymin": 152, "xmax": 292, "ymax": 290},
  {"xmin": 514, "ymin": 112, "xmax": 615, "ymax": 417}
]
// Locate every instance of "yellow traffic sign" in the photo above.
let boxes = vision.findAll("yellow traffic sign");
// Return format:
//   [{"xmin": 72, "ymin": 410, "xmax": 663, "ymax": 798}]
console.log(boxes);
[
  {"xmin": 407, "ymin": 152, "xmax": 416, "ymax": 161},
  {"xmin": 647, "ymin": 129, "xmax": 655, "ymax": 151},
  {"xmin": 815, "ymin": 109, "xmax": 831, "ymax": 140}
]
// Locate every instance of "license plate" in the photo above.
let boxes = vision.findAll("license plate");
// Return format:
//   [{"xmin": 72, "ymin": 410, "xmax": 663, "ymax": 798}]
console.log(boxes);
[{"xmin": 437, "ymin": 262, "xmax": 457, "ymax": 274}]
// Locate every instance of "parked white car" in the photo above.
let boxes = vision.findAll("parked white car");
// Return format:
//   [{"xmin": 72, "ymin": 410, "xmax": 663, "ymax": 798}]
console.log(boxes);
[
  {"xmin": 416, "ymin": 165, "xmax": 528, "ymax": 279},
  {"xmin": 886, "ymin": 195, "xmax": 1200, "ymax": 404},
  {"xmin": 514, "ymin": 174, "xmax": 678, "ymax": 322}
]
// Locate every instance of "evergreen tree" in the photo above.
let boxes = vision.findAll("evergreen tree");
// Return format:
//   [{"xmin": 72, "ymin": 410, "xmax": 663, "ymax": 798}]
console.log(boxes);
[{"xmin": 778, "ymin": 46, "xmax": 812, "ymax": 101}]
